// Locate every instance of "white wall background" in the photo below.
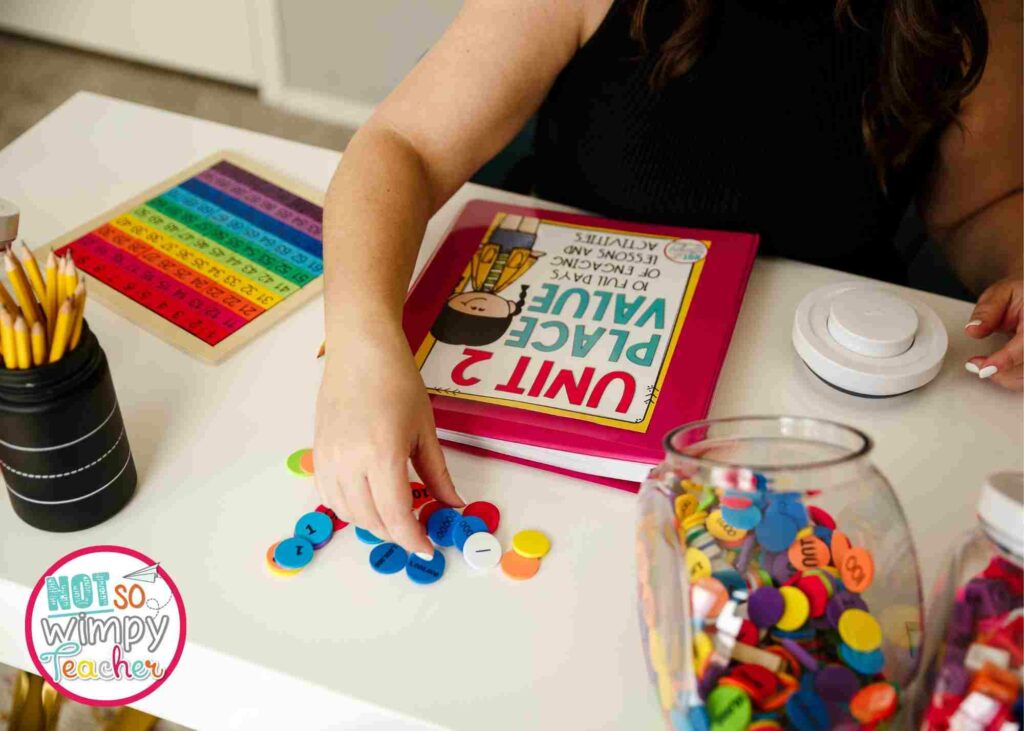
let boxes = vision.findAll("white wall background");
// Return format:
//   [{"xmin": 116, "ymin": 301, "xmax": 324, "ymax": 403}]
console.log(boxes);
[
  {"xmin": 0, "ymin": 0, "xmax": 463, "ymax": 129},
  {"xmin": 277, "ymin": 0, "xmax": 461, "ymax": 106},
  {"xmin": 0, "ymin": 0, "xmax": 260, "ymax": 85}
]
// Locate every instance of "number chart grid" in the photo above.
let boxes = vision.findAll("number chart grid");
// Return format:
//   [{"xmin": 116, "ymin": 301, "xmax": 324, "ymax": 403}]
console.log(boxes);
[{"xmin": 44, "ymin": 153, "xmax": 325, "ymax": 363}]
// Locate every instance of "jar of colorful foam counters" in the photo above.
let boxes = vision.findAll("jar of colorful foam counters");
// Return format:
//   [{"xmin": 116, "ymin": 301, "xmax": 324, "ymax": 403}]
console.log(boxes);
[
  {"xmin": 914, "ymin": 471, "xmax": 1022, "ymax": 731},
  {"xmin": 635, "ymin": 417, "xmax": 924, "ymax": 730}
]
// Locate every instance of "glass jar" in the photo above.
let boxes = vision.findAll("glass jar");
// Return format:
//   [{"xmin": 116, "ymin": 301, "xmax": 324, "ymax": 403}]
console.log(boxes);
[
  {"xmin": 636, "ymin": 417, "xmax": 924, "ymax": 730},
  {"xmin": 915, "ymin": 471, "xmax": 1022, "ymax": 731}
]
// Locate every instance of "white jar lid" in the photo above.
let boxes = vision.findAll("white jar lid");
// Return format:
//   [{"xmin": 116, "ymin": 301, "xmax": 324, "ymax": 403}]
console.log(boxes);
[
  {"xmin": 792, "ymin": 282, "xmax": 948, "ymax": 397},
  {"xmin": 0, "ymin": 198, "xmax": 18, "ymax": 243},
  {"xmin": 978, "ymin": 471, "xmax": 1024, "ymax": 560}
]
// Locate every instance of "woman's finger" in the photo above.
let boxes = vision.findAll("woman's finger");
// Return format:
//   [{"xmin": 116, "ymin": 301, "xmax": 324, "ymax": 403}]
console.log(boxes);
[
  {"xmin": 313, "ymin": 452, "xmax": 351, "ymax": 522},
  {"xmin": 967, "ymin": 330, "xmax": 1023, "ymax": 381},
  {"xmin": 370, "ymin": 461, "xmax": 433, "ymax": 554},
  {"xmin": 327, "ymin": 477, "xmax": 352, "ymax": 524},
  {"xmin": 411, "ymin": 427, "xmax": 465, "ymax": 508},
  {"xmin": 988, "ymin": 363, "xmax": 1023, "ymax": 392},
  {"xmin": 344, "ymin": 472, "xmax": 390, "ymax": 538},
  {"xmin": 966, "ymin": 280, "xmax": 1017, "ymax": 337}
]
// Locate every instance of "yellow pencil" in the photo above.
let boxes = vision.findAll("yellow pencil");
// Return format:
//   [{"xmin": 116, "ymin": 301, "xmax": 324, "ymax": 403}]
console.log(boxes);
[
  {"xmin": 30, "ymin": 320, "xmax": 46, "ymax": 366},
  {"xmin": 44, "ymin": 250, "xmax": 58, "ymax": 339},
  {"xmin": 0, "ymin": 282, "xmax": 16, "ymax": 317},
  {"xmin": 0, "ymin": 309, "xmax": 14, "ymax": 369},
  {"xmin": 69, "ymin": 281, "xmax": 86, "ymax": 350},
  {"xmin": 48, "ymin": 299, "xmax": 72, "ymax": 363},
  {"xmin": 56, "ymin": 255, "xmax": 66, "ymax": 304},
  {"xmin": 61, "ymin": 257, "xmax": 78, "ymax": 307},
  {"xmin": 18, "ymin": 242, "xmax": 47, "ymax": 317},
  {"xmin": 5, "ymin": 251, "xmax": 39, "ymax": 328},
  {"xmin": 14, "ymin": 316, "xmax": 30, "ymax": 370}
]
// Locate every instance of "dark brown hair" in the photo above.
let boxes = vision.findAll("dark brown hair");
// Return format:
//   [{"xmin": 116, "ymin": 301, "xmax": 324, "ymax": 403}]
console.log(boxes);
[
  {"xmin": 430, "ymin": 285, "xmax": 529, "ymax": 346},
  {"xmin": 629, "ymin": 0, "xmax": 989, "ymax": 189}
]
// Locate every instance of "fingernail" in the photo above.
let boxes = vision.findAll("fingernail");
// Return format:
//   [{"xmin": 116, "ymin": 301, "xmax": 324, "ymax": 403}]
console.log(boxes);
[
  {"xmin": 965, "ymin": 319, "xmax": 983, "ymax": 329},
  {"xmin": 979, "ymin": 365, "xmax": 998, "ymax": 379},
  {"xmin": 965, "ymin": 362, "xmax": 980, "ymax": 374},
  {"xmin": 414, "ymin": 551, "xmax": 434, "ymax": 560}
]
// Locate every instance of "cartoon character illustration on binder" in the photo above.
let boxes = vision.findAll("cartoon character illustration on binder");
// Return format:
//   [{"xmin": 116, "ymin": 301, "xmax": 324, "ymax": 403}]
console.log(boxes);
[{"xmin": 430, "ymin": 214, "xmax": 545, "ymax": 346}]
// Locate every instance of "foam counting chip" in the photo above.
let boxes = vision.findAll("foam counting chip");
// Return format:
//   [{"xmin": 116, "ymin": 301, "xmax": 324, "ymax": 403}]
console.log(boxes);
[
  {"xmin": 462, "ymin": 531, "xmax": 502, "ymax": 570},
  {"xmin": 849, "ymin": 682, "xmax": 898, "ymax": 724},
  {"xmin": 299, "ymin": 449, "xmax": 315, "ymax": 475},
  {"xmin": 294, "ymin": 511, "xmax": 333, "ymax": 548},
  {"xmin": 501, "ymin": 550, "xmax": 540, "ymax": 580},
  {"xmin": 755, "ymin": 507, "xmax": 800, "ymax": 552},
  {"xmin": 452, "ymin": 516, "xmax": 489, "ymax": 551},
  {"xmin": 721, "ymin": 505, "xmax": 762, "ymax": 531},
  {"xmin": 406, "ymin": 549, "xmax": 446, "ymax": 585},
  {"xmin": 417, "ymin": 500, "xmax": 443, "ymax": 527},
  {"xmin": 707, "ymin": 510, "xmax": 747, "ymax": 542},
  {"xmin": 838, "ymin": 608, "xmax": 882, "ymax": 652},
  {"xmin": 265, "ymin": 542, "xmax": 301, "ymax": 577},
  {"xmin": 462, "ymin": 501, "xmax": 500, "ymax": 532},
  {"xmin": 369, "ymin": 542, "xmax": 409, "ymax": 575},
  {"xmin": 706, "ymin": 684, "xmax": 751, "ymax": 731},
  {"xmin": 692, "ymin": 577, "xmax": 729, "ymax": 619},
  {"xmin": 427, "ymin": 507, "xmax": 460, "ymax": 547},
  {"xmin": 675, "ymin": 494, "xmax": 698, "ymax": 521},
  {"xmin": 792, "ymin": 282, "xmax": 947, "ymax": 397},
  {"xmin": 355, "ymin": 527, "xmax": 384, "ymax": 545},
  {"xmin": 787, "ymin": 535, "xmax": 830, "ymax": 571},
  {"xmin": 722, "ymin": 663, "xmax": 778, "ymax": 705},
  {"xmin": 794, "ymin": 575, "xmax": 829, "ymax": 618},
  {"xmin": 686, "ymin": 547, "xmax": 712, "ymax": 581},
  {"xmin": 512, "ymin": 530, "xmax": 551, "ymax": 559},
  {"xmin": 776, "ymin": 586, "xmax": 810, "ymax": 631},
  {"xmin": 838, "ymin": 642, "xmax": 885, "ymax": 675},
  {"xmin": 748, "ymin": 586, "xmax": 785, "ymax": 628},
  {"xmin": 830, "ymin": 530, "xmax": 851, "ymax": 566},
  {"xmin": 409, "ymin": 481, "xmax": 432, "ymax": 509},
  {"xmin": 316, "ymin": 504, "xmax": 349, "ymax": 531},
  {"xmin": 785, "ymin": 688, "xmax": 830, "ymax": 731},
  {"xmin": 808, "ymin": 505, "xmax": 836, "ymax": 529},
  {"xmin": 273, "ymin": 537, "xmax": 314, "ymax": 570},
  {"xmin": 839, "ymin": 546, "xmax": 875, "ymax": 593},
  {"xmin": 814, "ymin": 664, "xmax": 860, "ymax": 703},
  {"xmin": 286, "ymin": 449, "xmax": 313, "ymax": 477}
]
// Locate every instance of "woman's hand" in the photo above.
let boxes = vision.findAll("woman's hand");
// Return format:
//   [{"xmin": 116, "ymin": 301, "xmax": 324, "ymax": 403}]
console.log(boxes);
[
  {"xmin": 964, "ymin": 278, "xmax": 1023, "ymax": 391},
  {"xmin": 314, "ymin": 327, "xmax": 463, "ymax": 554}
]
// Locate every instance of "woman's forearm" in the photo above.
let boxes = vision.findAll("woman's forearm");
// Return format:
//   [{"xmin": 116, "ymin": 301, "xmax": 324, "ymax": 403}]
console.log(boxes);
[{"xmin": 321, "ymin": 124, "xmax": 442, "ymax": 346}]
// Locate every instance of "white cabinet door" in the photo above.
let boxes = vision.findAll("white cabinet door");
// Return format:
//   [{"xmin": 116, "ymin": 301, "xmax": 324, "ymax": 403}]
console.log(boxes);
[{"xmin": 0, "ymin": 0, "xmax": 259, "ymax": 85}]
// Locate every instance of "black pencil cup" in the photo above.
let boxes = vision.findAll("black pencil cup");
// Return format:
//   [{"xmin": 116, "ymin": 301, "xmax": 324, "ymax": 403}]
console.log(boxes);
[{"xmin": 0, "ymin": 322, "xmax": 137, "ymax": 531}]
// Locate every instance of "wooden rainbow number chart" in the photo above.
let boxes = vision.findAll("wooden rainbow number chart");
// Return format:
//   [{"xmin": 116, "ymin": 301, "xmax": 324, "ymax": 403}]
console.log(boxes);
[{"xmin": 44, "ymin": 152, "xmax": 324, "ymax": 363}]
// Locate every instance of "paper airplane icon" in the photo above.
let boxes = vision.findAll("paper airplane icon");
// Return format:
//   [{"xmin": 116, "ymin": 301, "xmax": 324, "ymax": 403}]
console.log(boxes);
[{"xmin": 122, "ymin": 563, "xmax": 160, "ymax": 583}]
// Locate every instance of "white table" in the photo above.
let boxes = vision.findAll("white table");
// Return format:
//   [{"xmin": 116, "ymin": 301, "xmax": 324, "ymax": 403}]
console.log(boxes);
[{"xmin": 0, "ymin": 92, "xmax": 1020, "ymax": 731}]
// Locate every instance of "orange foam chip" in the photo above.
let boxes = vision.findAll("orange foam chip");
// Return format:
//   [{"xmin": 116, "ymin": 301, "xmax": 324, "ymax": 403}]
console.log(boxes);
[{"xmin": 500, "ymin": 550, "xmax": 540, "ymax": 580}]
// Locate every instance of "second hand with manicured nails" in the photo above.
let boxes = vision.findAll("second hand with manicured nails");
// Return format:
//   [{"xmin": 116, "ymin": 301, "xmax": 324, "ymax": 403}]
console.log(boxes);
[{"xmin": 963, "ymin": 278, "xmax": 1023, "ymax": 391}]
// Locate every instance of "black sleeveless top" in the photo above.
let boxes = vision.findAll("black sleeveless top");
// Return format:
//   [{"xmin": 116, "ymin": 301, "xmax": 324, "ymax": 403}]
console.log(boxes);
[{"xmin": 535, "ymin": 0, "xmax": 929, "ymax": 283}]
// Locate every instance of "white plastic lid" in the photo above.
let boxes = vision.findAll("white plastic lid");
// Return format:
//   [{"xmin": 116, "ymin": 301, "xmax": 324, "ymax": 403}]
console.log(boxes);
[
  {"xmin": 978, "ymin": 471, "xmax": 1024, "ymax": 559},
  {"xmin": 0, "ymin": 198, "xmax": 18, "ymax": 243},
  {"xmin": 792, "ymin": 283, "xmax": 948, "ymax": 396}
]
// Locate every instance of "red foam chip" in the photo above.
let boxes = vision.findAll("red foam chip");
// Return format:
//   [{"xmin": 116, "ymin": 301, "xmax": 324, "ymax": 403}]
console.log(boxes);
[
  {"xmin": 315, "ymin": 504, "xmax": 349, "ymax": 532},
  {"xmin": 462, "ymin": 501, "xmax": 500, "ymax": 533},
  {"xmin": 410, "ymin": 481, "xmax": 432, "ymax": 509}
]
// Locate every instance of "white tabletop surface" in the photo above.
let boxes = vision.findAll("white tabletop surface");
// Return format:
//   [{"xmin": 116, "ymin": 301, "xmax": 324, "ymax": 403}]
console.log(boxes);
[{"xmin": 0, "ymin": 92, "xmax": 1021, "ymax": 731}]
